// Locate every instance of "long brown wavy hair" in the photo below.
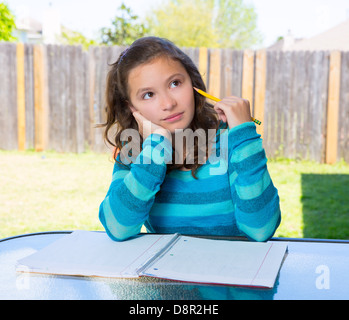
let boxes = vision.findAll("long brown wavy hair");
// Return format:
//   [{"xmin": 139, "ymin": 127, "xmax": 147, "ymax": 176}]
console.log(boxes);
[{"xmin": 100, "ymin": 37, "xmax": 222, "ymax": 178}]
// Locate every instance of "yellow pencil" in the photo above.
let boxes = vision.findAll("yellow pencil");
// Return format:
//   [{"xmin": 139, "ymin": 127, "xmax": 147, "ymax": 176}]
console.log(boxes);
[{"xmin": 194, "ymin": 87, "xmax": 261, "ymax": 126}]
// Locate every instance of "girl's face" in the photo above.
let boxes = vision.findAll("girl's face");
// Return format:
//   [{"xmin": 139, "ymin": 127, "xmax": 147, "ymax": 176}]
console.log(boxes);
[{"xmin": 127, "ymin": 56, "xmax": 195, "ymax": 133}]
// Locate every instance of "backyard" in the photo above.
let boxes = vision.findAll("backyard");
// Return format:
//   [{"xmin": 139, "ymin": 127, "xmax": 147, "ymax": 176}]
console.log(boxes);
[{"xmin": 1, "ymin": 150, "xmax": 348, "ymax": 240}]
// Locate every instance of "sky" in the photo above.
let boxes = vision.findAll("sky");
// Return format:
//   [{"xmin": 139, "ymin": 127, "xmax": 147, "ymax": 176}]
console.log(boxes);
[{"xmin": 6, "ymin": 0, "xmax": 349, "ymax": 47}]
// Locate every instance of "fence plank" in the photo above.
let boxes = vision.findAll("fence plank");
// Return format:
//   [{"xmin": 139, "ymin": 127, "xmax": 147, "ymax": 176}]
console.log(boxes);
[
  {"xmin": 220, "ymin": 49, "xmax": 244, "ymax": 98},
  {"xmin": 93, "ymin": 46, "xmax": 105, "ymax": 152},
  {"xmin": 231, "ymin": 51, "xmax": 244, "ymax": 97},
  {"xmin": 199, "ymin": 47, "xmax": 208, "ymax": 86},
  {"xmin": 281, "ymin": 51, "xmax": 291, "ymax": 157},
  {"xmin": 263, "ymin": 51, "xmax": 275, "ymax": 157},
  {"xmin": 268, "ymin": 51, "xmax": 283, "ymax": 158},
  {"xmin": 338, "ymin": 51, "xmax": 349, "ymax": 162},
  {"xmin": 312, "ymin": 51, "xmax": 330, "ymax": 162},
  {"xmin": 221, "ymin": 49, "xmax": 233, "ymax": 97},
  {"xmin": 254, "ymin": 50, "xmax": 266, "ymax": 138},
  {"xmin": 75, "ymin": 47, "xmax": 86, "ymax": 153},
  {"xmin": 182, "ymin": 47, "xmax": 199, "ymax": 69},
  {"xmin": 293, "ymin": 51, "xmax": 308, "ymax": 160},
  {"xmin": 0, "ymin": 43, "xmax": 17, "ymax": 149},
  {"xmin": 88, "ymin": 45, "xmax": 96, "ymax": 149},
  {"xmin": 24, "ymin": 44, "xmax": 35, "ymax": 149},
  {"xmin": 285, "ymin": 51, "xmax": 296, "ymax": 159},
  {"xmin": 17, "ymin": 43, "xmax": 26, "ymax": 151},
  {"xmin": 326, "ymin": 51, "xmax": 341, "ymax": 164},
  {"xmin": 208, "ymin": 49, "xmax": 221, "ymax": 98},
  {"xmin": 47, "ymin": 45, "xmax": 63, "ymax": 151},
  {"xmin": 242, "ymin": 50, "xmax": 254, "ymax": 109},
  {"xmin": 33, "ymin": 45, "xmax": 49, "ymax": 152},
  {"xmin": 82, "ymin": 51, "xmax": 90, "ymax": 151}
]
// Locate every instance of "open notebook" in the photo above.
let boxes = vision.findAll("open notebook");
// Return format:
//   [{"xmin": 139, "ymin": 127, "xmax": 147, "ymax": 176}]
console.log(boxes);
[{"xmin": 16, "ymin": 230, "xmax": 288, "ymax": 288}]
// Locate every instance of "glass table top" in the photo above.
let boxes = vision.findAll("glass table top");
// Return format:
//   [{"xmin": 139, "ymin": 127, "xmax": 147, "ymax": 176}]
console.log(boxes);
[{"xmin": 1, "ymin": 231, "xmax": 348, "ymax": 300}]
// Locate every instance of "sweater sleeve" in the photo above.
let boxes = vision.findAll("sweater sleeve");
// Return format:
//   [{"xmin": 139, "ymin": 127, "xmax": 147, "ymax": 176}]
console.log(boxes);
[
  {"xmin": 99, "ymin": 133, "xmax": 172, "ymax": 241},
  {"xmin": 227, "ymin": 122, "xmax": 281, "ymax": 242}
]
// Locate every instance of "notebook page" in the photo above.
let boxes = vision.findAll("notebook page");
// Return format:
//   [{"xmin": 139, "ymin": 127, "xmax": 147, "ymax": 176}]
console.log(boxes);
[
  {"xmin": 143, "ymin": 236, "xmax": 287, "ymax": 288},
  {"xmin": 16, "ymin": 231, "xmax": 177, "ymax": 278}
]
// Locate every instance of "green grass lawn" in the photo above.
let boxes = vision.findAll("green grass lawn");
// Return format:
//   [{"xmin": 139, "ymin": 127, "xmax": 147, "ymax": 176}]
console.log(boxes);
[
  {"xmin": 0, "ymin": 150, "xmax": 113, "ymax": 239},
  {"xmin": 268, "ymin": 158, "xmax": 349, "ymax": 239},
  {"xmin": 1, "ymin": 150, "xmax": 348, "ymax": 240}
]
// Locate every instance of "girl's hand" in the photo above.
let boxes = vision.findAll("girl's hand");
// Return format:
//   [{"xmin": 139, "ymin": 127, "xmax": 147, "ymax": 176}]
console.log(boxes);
[
  {"xmin": 214, "ymin": 96, "xmax": 252, "ymax": 129},
  {"xmin": 132, "ymin": 111, "xmax": 171, "ymax": 141}
]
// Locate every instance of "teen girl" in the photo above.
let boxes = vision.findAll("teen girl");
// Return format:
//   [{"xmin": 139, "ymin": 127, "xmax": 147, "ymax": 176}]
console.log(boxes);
[{"xmin": 99, "ymin": 37, "xmax": 281, "ymax": 242}]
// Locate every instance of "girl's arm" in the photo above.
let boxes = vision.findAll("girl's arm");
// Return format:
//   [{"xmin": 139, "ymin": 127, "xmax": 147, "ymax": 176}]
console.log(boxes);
[
  {"xmin": 99, "ymin": 133, "xmax": 172, "ymax": 241},
  {"xmin": 216, "ymin": 97, "xmax": 281, "ymax": 241},
  {"xmin": 227, "ymin": 123, "xmax": 281, "ymax": 242}
]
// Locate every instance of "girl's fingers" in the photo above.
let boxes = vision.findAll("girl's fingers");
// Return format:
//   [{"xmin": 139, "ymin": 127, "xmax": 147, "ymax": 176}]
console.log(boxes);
[
  {"xmin": 132, "ymin": 111, "xmax": 142, "ymax": 121},
  {"xmin": 213, "ymin": 97, "xmax": 251, "ymax": 128},
  {"xmin": 213, "ymin": 105, "xmax": 227, "ymax": 123},
  {"xmin": 132, "ymin": 111, "xmax": 145, "ymax": 132},
  {"xmin": 128, "ymin": 103, "xmax": 138, "ymax": 113},
  {"xmin": 132, "ymin": 111, "xmax": 169, "ymax": 140},
  {"xmin": 132, "ymin": 111, "xmax": 147, "ymax": 127}
]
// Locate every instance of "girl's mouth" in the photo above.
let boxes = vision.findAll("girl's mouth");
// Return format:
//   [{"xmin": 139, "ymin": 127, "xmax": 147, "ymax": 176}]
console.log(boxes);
[{"xmin": 163, "ymin": 112, "xmax": 184, "ymax": 122}]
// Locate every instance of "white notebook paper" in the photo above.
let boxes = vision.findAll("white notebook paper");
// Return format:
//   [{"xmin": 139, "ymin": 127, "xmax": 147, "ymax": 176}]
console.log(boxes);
[{"xmin": 16, "ymin": 230, "xmax": 287, "ymax": 288}]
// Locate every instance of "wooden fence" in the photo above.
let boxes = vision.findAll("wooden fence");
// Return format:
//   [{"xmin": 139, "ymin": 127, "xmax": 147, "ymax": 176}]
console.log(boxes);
[{"xmin": 0, "ymin": 43, "xmax": 348, "ymax": 163}]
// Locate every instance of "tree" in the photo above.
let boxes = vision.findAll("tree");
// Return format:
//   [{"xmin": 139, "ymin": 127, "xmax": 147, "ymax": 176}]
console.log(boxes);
[
  {"xmin": 146, "ymin": 0, "xmax": 261, "ymax": 49},
  {"xmin": 146, "ymin": 0, "xmax": 219, "ymax": 48},
  {"xmin": 59, "ymin": 26, "xmax": 97, "ymax": 50},
  {"xmin": 100, "ymin": 2, "xmax": 148, "ymax": 46},
  {"xmin": 215, "ymin": 0, "xmax": 261, "ymax": 49},
  {"xmin": 0, "ymin": 2, "xmax": 17, "ymax": 42}
]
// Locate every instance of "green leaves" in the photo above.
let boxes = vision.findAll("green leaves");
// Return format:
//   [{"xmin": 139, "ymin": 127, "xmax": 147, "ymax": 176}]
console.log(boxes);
[
  {"xmin": 99, "ymin": 0, "xmax": 261, "ymax": 49},
  {"xmin": 146, "ymin": 0, "xmax": 261, "ymax": 49},
  {"xmin": 100, "ymin": 2, "xmax": 148, "ymax": 46},
  {"xmin": 0, "ymin": 2, "xmax": 17, "ymax": 42}
]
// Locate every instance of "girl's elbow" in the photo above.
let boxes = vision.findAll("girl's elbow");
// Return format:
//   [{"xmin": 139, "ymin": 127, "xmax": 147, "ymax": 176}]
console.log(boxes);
[
  {"xmin": 108, "ymin": 231, "xmax": 134, "ymax": 242},
  {"xmin": 99, "ymin": 199, "xmax": 142, "ymax": 241},
  {"xmin": 239, "ymin": 225, "xmax": 273, "ymax": 242},
  {"xmin": 103, "ymin": 223, "xmax": 141, "ymax": 242},
  {"xmin": 100, "ymin": 215, "xmax": 143, "ymax": 242},
  {"xmin": 248, "ymin": 230, "xmax": 275, "ymax": 242},
  {"xmin": 238, "ymin": 213, "xmax": 281, "ymax": 242}
]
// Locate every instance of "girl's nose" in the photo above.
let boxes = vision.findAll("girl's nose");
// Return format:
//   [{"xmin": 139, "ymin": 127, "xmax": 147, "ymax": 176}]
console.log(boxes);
[{"xmin": 160, "ymin": 93, "xmax": 176, "ymax": 111}]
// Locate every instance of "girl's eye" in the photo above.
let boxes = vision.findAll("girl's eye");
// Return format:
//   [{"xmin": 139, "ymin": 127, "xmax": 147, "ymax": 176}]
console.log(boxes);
[
  {"xmin": 143, "ymin": 92, "xmax": 154, "ymax": 100},
  {"xmin": 170, "ymin": 80, "xmax": 181, "ymax": 88}
]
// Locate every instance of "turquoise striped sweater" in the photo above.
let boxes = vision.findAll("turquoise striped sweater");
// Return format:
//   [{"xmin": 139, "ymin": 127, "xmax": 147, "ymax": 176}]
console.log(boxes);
[{"xmin": 99, "ymin": 122, "xmax": 281, "ymax": 242}]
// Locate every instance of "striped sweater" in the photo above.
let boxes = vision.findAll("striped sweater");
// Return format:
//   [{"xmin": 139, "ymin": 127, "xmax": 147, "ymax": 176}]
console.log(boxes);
[{"xmin": 99, "ymin": 122, "xmax": 281, "ymax": 242}]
